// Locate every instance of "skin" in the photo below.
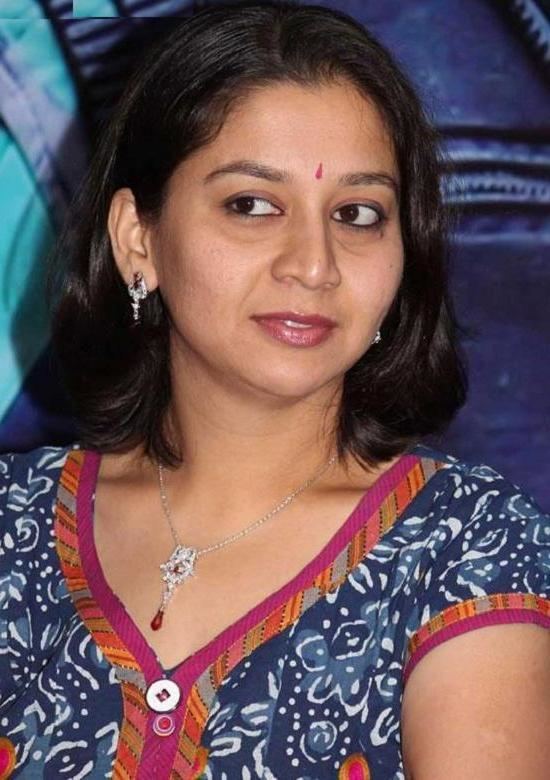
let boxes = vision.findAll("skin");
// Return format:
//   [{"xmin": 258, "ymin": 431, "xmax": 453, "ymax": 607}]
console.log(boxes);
[
  {"xmin": 107, "ymin": 80, "xmax": 550, "ymax": 778},
  {"xmin": 401, "ymin": 623, "xmax": 550, "ymax": 779}
]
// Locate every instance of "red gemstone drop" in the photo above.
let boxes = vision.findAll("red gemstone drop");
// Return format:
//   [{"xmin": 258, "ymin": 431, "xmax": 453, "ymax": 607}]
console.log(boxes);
[{"xmin": 151, "ymin": 609, "xmax": 164, "ymax": 631}]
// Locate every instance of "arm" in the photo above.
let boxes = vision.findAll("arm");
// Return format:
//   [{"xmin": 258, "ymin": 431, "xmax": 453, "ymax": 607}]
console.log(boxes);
[
  {"xmin": 401, "ymin": 622, "xmax": 550, "ymax": 779},
  {"xmin": 399, "ymin": 460, "xmax": 550, "ymax": 779}
]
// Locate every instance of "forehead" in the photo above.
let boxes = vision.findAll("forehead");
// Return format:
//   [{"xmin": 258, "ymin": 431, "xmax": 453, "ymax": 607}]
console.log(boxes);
[{"xmin": 188, "ymin": 79, "xmax": 397, "ymax": 177}]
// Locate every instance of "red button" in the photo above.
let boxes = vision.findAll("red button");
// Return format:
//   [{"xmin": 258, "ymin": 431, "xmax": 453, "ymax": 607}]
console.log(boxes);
[{"xmin": 152, "ymin": 713, "xmax": 175, "ymax": 737}]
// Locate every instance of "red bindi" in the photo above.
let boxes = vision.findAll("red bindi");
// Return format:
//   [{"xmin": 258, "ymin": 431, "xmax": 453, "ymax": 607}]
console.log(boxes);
[{"xmin": 315, "ymin": 162, "xmax": 323, "ymax": 179}]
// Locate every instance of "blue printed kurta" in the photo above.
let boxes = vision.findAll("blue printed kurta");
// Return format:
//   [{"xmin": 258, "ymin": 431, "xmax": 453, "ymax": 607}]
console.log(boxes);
[{"xmin": 0, "ymin": 443, "xmax": 549, "ymax": 778}]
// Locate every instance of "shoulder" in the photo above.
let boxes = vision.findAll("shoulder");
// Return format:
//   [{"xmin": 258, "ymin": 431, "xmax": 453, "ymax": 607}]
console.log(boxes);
[
  {"xmin": 0, "ymin": 439, "xmax": 80, "ymax": 537},
  {"xmin": 409, "ymin": 441, "xmax": 548, "ymax": 538},
  {"xmin": 0, "ymin": 443, "xmax": 81, "ymax": 710},
  {"xmin": 406, "ymin": 442, "xmax": 548, "ymax": 587},
  {"xmin": 410, "ymin": 439, "xmax": 550, "ymax": 560},
  {"xmin": 1, "ymin": 442, "xmax": 79, "ymax": 499},
  {"xmin": 0, "ymin": 442, "xmax": 79, "ymax": 564},
  {"xmin": 402, "ymin": 442, "xmax": 549, "ymax": 673}
]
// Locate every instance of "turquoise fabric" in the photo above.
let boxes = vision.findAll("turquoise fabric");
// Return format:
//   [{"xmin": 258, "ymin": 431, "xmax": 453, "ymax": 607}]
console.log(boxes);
[
  {"xmin": 73, "ymin": 0, "xmax": 120, "ymax": 17},
  {"xmin": 0, "ymin": 121, "xmax": 54, "ymax": 419},
  {"xmin": 0, "ymin": 1, "xmax": 78, "ymax": 421},
  {"xmin": 0, "ymin": 7, "xmax": 76, "ymax": 113}
]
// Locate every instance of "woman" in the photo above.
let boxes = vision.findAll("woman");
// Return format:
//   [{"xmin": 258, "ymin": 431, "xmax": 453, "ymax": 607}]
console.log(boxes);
[{"xmin": 0, "ymin": 2, "xmax": 548, "ymax": 778}]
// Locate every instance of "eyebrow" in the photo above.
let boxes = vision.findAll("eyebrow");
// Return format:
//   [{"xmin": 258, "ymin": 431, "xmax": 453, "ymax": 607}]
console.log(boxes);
[{"xmin": 203, "ymin": 159, "xmax": 399, "ymax": 197}]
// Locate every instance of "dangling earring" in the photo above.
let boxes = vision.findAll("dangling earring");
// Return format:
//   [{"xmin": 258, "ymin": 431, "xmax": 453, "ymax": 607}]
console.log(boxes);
[
  {"xmin": 127, "ymin": 270, "xmax": 148, "ymax": 323},
  {"xmin": 372, "ymin": 330, "xmax": 381, "ymax": 345}
]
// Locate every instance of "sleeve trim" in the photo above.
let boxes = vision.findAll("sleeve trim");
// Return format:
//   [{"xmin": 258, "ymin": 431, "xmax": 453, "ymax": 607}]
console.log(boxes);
[{"xmin": 403, "ymin": 593, "xmax": 550, "ymax": 685}]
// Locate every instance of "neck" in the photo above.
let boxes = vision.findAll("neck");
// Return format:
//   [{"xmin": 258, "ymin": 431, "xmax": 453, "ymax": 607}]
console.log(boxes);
[{"xmin": 160, "ymin": 379, "xmax": 343, "ymax": 510}]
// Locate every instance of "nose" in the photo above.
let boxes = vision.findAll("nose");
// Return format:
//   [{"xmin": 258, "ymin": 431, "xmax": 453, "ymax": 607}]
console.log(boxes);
[{"xmin": 271, "ymin": 214, "xmax": 341, "ymax": 290}]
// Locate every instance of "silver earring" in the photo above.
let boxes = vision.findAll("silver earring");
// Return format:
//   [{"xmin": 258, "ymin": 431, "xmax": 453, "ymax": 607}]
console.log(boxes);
[
  {"xmin": 372, "ymin": 330, "xmax": 381, "ymax": 345},
  {"xmin": 127, "ymin": 270, "xmax": 148, "ymax": 322}
]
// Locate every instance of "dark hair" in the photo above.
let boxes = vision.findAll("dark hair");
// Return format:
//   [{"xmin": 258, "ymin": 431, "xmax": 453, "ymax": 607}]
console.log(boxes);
[{"xmin": 48, "ymin": 0, "xmax": 467, "ymax": 469}]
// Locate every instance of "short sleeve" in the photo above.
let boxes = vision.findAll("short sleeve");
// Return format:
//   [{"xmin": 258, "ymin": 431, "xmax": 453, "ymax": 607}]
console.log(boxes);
[
  {"xmin": 0, "ymin": 446, "xmax": 74, "ymax": 712},
  {"xmin": 403, "ymin": 463, "xmax": 550, "ymax": 684}
]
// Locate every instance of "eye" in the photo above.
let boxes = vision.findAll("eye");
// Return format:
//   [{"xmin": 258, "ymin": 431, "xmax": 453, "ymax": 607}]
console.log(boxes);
[
  {"xmin": 225, "ymin": 196, "xmax": 282, "ymax": 218},
  {"xmin": 333, "ymin": 203, "xmax": 383, "ymax": 229}
]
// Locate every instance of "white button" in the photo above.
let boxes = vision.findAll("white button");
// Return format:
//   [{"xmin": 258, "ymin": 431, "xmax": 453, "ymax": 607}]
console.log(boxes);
[{"xmin": 145, "ymin": 679, "xmax": 181, "ymax": 713}]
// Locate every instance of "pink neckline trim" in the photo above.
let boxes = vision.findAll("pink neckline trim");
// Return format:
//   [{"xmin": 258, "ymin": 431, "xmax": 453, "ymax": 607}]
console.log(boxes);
[{"xmin": 77, "ymin": 449, "xmax": 420, "ymax": 690}]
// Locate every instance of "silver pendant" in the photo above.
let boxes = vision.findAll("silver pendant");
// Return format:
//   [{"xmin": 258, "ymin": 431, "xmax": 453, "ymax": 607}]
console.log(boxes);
[
  {"xmin": 152, "ymin": 544, "xmax": 198, "ymax": 630},
  {"xmin": 160, "ymin": 544, "xmax": 198, "ymax": 593}
]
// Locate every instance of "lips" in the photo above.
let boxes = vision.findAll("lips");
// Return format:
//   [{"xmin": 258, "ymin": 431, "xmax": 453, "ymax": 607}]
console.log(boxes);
[
  {"xmin": 251, "ymin": 311, "xmax": 337, "ymax": 327},
  {"xmin": 251, "ymin": 311, "xmax": 336, "ymax": 348}
]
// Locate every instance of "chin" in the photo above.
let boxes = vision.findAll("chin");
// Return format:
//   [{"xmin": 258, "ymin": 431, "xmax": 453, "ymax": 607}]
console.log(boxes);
[{"xmin": 240, "ymin": 363, "xmax": 341, "ymax": 401}]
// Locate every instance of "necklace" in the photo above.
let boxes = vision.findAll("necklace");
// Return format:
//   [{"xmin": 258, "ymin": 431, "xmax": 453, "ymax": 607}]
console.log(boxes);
[{"xmin": 150, "ymin": 452, "xmax": 338, "ymax": 630}]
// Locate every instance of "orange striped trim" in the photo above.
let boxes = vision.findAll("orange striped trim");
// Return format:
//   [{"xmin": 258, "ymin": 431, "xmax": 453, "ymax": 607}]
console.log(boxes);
[
  {"xmin": 405, "ymin": 592, "xmax": 550, "ymax": 668},
  {"xmin": 55, "ymin": 449, "xmax": 148, "ymax": 780}
]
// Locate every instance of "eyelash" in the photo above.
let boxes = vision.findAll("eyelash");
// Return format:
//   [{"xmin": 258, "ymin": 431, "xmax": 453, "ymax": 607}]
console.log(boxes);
[{"xmin": 223, "ymin": 196, "xmax": 386, "ymax": 231}]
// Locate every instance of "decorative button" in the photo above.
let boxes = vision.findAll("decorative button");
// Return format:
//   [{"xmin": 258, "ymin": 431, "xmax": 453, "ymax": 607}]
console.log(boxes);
[
  {"xmin": 0, "ymin": 736, "xmax": 16, "ymax": 780},
  {"xmin": 145, "ymin": 679, "xmax": 181, "ymax": 713},
  {"xmin": 338, "ymin": 752, "xmax": 371, "ymax": 780},
  {"xmin": 152, "ymin": 713, "xmax": 176, "ymax": 737}
]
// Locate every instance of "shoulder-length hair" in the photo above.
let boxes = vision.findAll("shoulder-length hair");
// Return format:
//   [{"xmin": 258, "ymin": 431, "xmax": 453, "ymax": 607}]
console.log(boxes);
[{"xmin": 48, "ymin": 0, "xmax": 467, "ymax": 469}]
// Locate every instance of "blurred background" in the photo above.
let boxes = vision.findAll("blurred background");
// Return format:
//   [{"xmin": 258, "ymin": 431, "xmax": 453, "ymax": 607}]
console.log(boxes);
[{"xmin": 0, "ymin": 0, "xmax": 548, "ymax": 505}]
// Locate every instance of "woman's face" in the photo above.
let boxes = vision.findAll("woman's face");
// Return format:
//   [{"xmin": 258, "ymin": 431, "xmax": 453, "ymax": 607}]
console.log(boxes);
[{"xmin": 145, "ymin": 80, "xmax": 404, "ymax": 400}]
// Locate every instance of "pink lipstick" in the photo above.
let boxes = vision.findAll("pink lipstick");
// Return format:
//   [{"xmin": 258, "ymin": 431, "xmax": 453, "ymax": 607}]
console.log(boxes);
[{"xmin": 251, "ymin": 311, "xmax": 337, "ymax": 347}]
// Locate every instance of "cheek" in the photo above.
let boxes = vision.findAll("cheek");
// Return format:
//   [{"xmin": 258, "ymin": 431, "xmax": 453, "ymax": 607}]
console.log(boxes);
[
  {"xmin": 352, "ymin": 242, "xmax": 404, "ymax": 309},
  {"xmin": 163, "ymin": 240, "xmax": 248, "ymax": 327}
]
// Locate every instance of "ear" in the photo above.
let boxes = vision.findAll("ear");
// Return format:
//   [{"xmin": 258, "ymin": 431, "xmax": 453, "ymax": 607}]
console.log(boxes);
[{"xmin": 107, "ymin": 187, "xmax": 159, "ymax": 292}]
